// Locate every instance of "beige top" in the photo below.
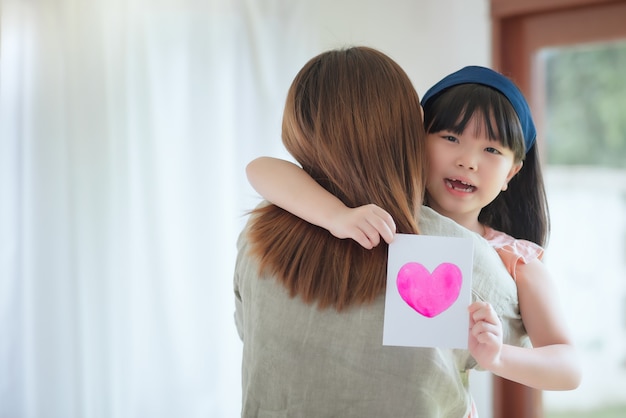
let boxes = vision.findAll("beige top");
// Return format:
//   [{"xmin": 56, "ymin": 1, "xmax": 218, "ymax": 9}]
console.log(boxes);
[{"xmin": 234, "ymin": 206, "xmax": 529, "ymax": 418}]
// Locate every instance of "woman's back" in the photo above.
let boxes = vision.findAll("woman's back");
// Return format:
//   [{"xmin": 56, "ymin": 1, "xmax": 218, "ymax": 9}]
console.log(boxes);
[{"xmin": 235, "ymin": 207, "xmax": 528, "ymax": 418}]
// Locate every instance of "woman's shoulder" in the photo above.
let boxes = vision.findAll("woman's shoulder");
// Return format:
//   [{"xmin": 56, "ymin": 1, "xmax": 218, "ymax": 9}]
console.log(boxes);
[
  {"xmin": 418, "ymin": 206, "xmax": 477, "ymax": 238},
  {"xmin": 418, "ymin": 209, "xmax": 531, "ymax": 348}
]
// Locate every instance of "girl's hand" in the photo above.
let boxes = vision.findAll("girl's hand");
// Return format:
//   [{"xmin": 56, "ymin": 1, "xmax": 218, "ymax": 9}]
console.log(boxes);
[
  {"xmin": 468, "ymin": 301, "xmax": 503, "ymax": 369},
  {"xmin": 328, "ymin": 204, "xmax": 396, "ymax": 249}
]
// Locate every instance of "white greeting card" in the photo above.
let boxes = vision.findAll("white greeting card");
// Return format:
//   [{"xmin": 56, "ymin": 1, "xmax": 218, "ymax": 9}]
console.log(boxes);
[{"xmin": 383, "ymin": 233, "xmax": 473, "ymax": 349}]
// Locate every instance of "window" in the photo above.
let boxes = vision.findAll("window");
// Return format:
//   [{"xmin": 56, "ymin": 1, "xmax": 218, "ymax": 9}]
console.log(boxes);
[
  {"xmin": 541, "ymin": 40, "xmax": 626, "ymax": 418},
  {"xmin": 491, "ymin": 1, "xmax": 626, "ymax": 417}
]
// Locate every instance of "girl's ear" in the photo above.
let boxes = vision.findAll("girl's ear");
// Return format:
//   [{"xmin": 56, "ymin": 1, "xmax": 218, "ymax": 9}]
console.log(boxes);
[{"xmin": 502, "ymin": 161, "xmax": 523, "ymax": 191}]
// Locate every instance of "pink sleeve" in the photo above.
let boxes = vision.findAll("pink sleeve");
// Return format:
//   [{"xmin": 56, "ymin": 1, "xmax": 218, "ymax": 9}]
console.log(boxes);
[{"xmin": 484, "ymin": 227, "xmax": 544, "ymax": 281}]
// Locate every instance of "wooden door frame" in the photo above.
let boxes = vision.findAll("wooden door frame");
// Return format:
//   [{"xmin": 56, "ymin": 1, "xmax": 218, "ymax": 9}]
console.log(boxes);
[{"xmin": 490, "ymin": 0, "xmax": 626, "ymax": 417}]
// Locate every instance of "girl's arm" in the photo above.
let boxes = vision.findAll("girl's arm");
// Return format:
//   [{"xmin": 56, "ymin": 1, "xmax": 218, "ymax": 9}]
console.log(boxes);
[
  {"xmin": 246, "ymin": 157, "xmax": 396, "ymax": 249},
  {"xmin": 469, "ymin": 260, "xmax": 582, "ymax": 390}
]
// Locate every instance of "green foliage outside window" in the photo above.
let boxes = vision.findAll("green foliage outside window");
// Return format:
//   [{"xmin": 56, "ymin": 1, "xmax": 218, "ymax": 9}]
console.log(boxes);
[{"xmin": 544, "ymin": 41, "xmax": 626, "ymax": 168}]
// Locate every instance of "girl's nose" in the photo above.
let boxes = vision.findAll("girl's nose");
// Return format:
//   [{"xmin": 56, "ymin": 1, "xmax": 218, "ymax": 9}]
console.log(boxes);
[{"xmin": 456, "ymin": 155, "xmax": 477, "ymax": 171}]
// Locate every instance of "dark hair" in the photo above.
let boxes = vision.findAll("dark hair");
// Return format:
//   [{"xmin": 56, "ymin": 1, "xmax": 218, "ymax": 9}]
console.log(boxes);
[
  {"xmin": 247, "ymin": 46, "xmax": 426, "ymax": 310},
  {"xmin": 423, "ymin": 84, "xmax": 550, "ymax": 246}
]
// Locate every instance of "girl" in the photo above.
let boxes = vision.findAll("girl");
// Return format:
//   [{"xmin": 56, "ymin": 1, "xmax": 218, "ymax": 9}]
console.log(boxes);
[{"xmin": 246, "ymin": 66, "xmax": 582, "ymax": 392}]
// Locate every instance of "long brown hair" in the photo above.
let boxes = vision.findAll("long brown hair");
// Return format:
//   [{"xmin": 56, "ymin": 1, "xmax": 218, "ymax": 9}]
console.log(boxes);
[{"xmin": 247, "ymin": 46, "xmax": 426, "ymax": 310}]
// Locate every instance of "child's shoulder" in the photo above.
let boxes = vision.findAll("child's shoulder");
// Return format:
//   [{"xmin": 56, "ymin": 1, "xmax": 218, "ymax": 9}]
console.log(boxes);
[
  {"xmin": 483, "ymin": 226, "xmax": 542, "ymax": 252},
  {"xmin": 483, "ymin": 226, "xmax": 544, "ymax": 280}
]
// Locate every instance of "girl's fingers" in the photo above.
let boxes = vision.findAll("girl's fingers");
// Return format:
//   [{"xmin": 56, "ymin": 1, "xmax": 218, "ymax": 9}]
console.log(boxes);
[
  {"xmin": 469, "ymin": 302, "xmax": 499, "ymax": 324},
  {"xmin": 371, "ymin": 205, "xmax": 396, "ymax": 239},
  {"xmin": 343, "ymin": 204, "xmax": 396, "ymax": 248},
  {"xmin": 363, "ymin": 226, "xmax": 381, "ymax": 248},
  {"xmin": 471, "ymin": 320, "xmax": 500, "ymax": 338},
  {"xmin": 352, "ymin": 229, "xmax": 374, "ymax": 249}
]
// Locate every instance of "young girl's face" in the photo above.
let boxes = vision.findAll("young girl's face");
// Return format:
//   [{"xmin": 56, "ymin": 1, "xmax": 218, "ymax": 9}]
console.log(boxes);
[{"xmin": 425, "ymin": 114, "xmax": 522, "ymax": 230}]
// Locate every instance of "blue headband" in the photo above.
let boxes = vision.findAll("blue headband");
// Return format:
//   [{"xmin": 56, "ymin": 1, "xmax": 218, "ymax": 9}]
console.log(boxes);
[{"xmin": 421, "ymin": 66, "xmax": 536, "ymax": 152}]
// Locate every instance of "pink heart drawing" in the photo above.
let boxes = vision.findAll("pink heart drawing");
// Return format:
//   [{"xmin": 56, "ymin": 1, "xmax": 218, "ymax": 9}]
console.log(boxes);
[{"xmin": 396, "ymin": 262, "xmax": 463, "ymax": 318}]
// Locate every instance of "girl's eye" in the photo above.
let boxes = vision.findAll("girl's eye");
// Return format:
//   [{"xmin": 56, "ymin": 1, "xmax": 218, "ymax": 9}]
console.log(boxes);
[
  {"xmin": 485, "ymin": 147, "xmax": 502, "ymax": 155},
  {"xmin": 443, "ymin": 135, "xmax": 458, "ymax": 143}
]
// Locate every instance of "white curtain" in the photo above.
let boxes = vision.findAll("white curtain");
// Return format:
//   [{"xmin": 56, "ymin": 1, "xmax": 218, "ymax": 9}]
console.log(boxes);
[
  {"xmin": 1, "ymin": 1, "xmax": 494, "ymax": 417},
  {"xmin": 0, "ymin": 1, "xmax": 317, "ymax": 417}
]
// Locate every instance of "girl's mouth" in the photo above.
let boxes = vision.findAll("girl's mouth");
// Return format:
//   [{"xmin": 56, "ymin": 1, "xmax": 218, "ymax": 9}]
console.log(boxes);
[{"xmin": 445, "ymin": 178, "xmax": 476, "ymax": 193}]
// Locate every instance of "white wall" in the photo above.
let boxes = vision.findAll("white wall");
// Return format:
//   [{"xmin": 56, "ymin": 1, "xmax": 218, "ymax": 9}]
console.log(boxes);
[{"xmin": 317, "ymin": 0, "xmax": 492, "ymax": 99}]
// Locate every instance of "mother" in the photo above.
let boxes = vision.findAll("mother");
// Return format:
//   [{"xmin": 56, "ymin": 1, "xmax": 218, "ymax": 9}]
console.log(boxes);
[{"xmin": 234, "ymin": 46, "xmax": 527, "ymax": 417}]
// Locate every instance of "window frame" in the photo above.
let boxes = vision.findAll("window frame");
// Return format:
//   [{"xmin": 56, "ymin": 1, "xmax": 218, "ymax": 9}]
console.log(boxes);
[{"xmin": 490, "ymin": 1, "xmax": 626, "ymax": 417}]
